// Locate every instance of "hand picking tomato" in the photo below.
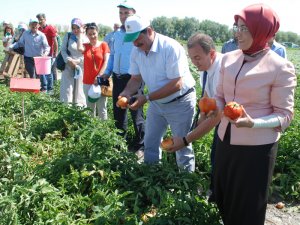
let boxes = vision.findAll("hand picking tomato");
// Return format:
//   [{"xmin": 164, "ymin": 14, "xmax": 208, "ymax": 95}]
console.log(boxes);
[
  {"xmin": 198, "ymin": 97, "xmax": 217, "ymax": 114},
  {"xmin": 116, "ymin": 97, "xmax": 128, "ymax": 108},
  {"xmin": 223, "ymin": 101, "xmax": 243, "ymax": 120},
  {"xmin": 160, "ymin": 138, "xmax": 174, "ymax": 150}
]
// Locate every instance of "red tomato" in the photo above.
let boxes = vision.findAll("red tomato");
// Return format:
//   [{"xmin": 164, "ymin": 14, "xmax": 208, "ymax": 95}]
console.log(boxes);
[
  {"xmin": 223, "ymin": 101, "xmax": 243, "ymax": 120},
  {"xmin": 116, "ymin": 97, "xmax": 128, "ymax": 108},
  {"xmin": 160, "ymin": 138, "xmax": 174, "ymax": 150},
  {"xmin": 198, "ymin": 97, "xmax": 217, "ymax": 114}
]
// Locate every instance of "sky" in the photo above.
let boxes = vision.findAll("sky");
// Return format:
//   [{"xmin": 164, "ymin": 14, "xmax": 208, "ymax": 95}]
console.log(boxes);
[{"xmin": 2, "ymin": 0, "xmax": 300, "ymax": 35}]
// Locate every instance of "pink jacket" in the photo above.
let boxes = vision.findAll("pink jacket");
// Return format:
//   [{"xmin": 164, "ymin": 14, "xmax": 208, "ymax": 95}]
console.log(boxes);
[{"xmin": 216, "ymin": 49, "xmax": 296, "ymax": 145}]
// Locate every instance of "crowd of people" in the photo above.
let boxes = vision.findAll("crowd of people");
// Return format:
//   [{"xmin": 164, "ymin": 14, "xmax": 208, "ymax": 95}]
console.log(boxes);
[{"xmin": 1, "ymin": 1, "xmax": 297, "ymax": 224}]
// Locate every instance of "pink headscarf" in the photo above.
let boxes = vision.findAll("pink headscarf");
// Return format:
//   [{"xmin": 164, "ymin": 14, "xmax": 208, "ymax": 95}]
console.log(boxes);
[{"xmin": 234, "ymin": 3, "xmax": 280, "ymax": 55}]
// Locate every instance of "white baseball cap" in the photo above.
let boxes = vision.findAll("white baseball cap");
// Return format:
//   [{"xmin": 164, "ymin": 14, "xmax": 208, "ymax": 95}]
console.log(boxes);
[
  {"xmin": 29, "ymin": 18, "xmax": 39, "ymax": 24},
  {"xmin": 117, "ymin": 0, "xmax": 135, "ymax": 11},
  {"xmin": 88, "ymin": 85, "xmax": 101, "ymax": 103},
  {"xmin": 124, "ymin": 15, "xmax": 150, "ymax": 42}
]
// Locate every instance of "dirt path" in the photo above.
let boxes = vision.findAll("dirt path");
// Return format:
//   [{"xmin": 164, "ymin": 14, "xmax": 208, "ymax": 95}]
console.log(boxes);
[{"xmin": 265, "ymin": 203, "xmax": 300, "ymax": 225}]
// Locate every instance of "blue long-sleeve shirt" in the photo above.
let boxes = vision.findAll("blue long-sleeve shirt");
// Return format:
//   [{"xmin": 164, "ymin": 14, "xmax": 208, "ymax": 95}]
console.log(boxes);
[
  {"xmin": 10, "ymin": 30, "xmax": 50, "ymax": 57},
  {"xmin": 104, "ymin": 28, "xmax": 133, "ymax": 75},
  {"xmin": 221, "ymin": 38, "xmax": 238, "ymax": 54}
]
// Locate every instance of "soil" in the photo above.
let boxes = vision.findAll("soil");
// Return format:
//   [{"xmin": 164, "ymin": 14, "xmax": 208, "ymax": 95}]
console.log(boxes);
[{"xmin": 265, "ymin": 203, "xmax": 300, "ymax": 225}]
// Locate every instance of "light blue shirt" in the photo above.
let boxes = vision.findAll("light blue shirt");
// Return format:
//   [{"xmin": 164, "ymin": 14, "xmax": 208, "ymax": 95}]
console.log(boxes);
[
  {"xmin": 104, "ymin": 28, "xmax": 133, "ymax": 75},
  {"xmin": 103, "ymin": 29, "xmax": 120, "ymax": 52},
  {"xmin": 271, "ymin": 40, "xmax": 287, "ymax": 59},
  {"xmin": 129, "ymin": 33, "xmax": 195, "ymax": 103},
  {"xmin": 10, "ymin": 30, "xmax": 50, "ymax": 57},
  {"xmin": 221, "ymin": 38, "xmax": 238, "ymax": 54}
]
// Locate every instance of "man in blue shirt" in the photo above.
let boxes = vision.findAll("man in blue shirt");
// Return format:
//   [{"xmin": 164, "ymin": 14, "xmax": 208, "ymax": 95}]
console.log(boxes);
[
  {"xmin": 103, "ymin": 23, "xmax": 120, "ymax": 52},
  {"xmin": 221, "ymin": 23, "xmax": 238, "ymax": 53},
  {"xmin": 103, "ymin": 1, "xmax": 145, "ymax": 155},
  {"xmin": 10, "ymin": 18, "xmax": 50, "ymax": 83},
  {"xmin": 268, "ymin": 36, "xmax": 287, "ymax": 59}
]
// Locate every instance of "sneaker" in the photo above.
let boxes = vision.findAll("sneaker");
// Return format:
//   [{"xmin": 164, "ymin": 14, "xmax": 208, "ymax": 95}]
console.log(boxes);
[
  {"xmin": 47, "ymin": 90, "xmax": 54, "ymax": 95},
  {"xmin": 207, "ymin": 189, "xmax": 216, "ymax": 203},
  {"xmin": 135, "ymin": 150, "xmax": 144, "ymax": 163}
]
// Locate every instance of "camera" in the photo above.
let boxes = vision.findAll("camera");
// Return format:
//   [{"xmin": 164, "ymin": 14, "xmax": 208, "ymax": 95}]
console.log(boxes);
[{"xmin": 97, "ymin": 77, "xmax": 110, "ymax": 86}]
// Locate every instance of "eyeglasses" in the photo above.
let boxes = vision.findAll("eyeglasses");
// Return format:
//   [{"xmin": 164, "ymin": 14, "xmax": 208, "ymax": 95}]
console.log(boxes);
[{"xmin": 233, "ymin": 25, "xmax": 249, "ymax": 33}]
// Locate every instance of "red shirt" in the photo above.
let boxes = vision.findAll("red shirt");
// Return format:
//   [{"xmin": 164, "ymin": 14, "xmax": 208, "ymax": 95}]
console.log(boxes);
[
  {"xmin": 83, "ymin": 42, "xmax": 110, "ymax": 85},
  {"xmin": 38, "ymin": 25, "xmax": 57, "ymax": 56}
]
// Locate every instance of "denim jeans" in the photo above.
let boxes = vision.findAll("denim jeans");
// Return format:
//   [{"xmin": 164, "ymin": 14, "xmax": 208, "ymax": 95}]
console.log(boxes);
[
  {"xmin": 38, "ymin": 74, "xmax": 53, "ymax": 91},
  {"xmin": 144, "ymin": 90, "xmax": 196, "ymax": 172}
]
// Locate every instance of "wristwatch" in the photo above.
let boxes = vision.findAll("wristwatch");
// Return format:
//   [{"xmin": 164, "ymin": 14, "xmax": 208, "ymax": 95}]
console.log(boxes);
[{"xmin": 145, "ymin": 94, "xmax": 150, "ymax": 101}]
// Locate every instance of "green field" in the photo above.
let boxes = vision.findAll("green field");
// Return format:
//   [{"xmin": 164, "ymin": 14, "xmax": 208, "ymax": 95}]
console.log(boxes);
[{"xmin": 0, "ymin": 44, "xmax": 299, "ymax": 224}]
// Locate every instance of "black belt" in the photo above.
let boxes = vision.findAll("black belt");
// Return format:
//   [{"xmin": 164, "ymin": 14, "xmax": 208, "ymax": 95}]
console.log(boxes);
[
  {"xmin": 112, "ymin": 72, "xmax": 131, "ymax": 79},
  {"xmin": 163, "ymin": 87, "xmax": 195, "ymax": 104}
]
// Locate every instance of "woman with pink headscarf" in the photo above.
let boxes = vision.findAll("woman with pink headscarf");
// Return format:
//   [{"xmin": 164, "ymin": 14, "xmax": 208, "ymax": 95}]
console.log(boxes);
[{"xmin": 168, "ymin": 3, "xmax": 296, "ymax": 224}]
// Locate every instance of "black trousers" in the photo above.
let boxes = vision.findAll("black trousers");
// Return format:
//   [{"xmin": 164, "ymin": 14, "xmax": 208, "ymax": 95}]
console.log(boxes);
[
  {"xmin": 209, "ymin": 124, "xmax": 219, "ymax": 195},
  {"xmin": 214, "ymin": 125, "xmax": 278, "ymax": 225},
  {"xmin": 112, "ymin": 73, "xmax": 145, "ymax": 148},
  {"xmin": 24, "ymin": 56, "xmax": 36, "ymax": 78}
]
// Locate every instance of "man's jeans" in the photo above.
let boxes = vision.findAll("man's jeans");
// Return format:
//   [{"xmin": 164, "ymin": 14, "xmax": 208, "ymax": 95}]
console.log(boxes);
[
  {"xmin": 144, "ymin": 90, "xmax": 196, "ymax": 172},
  {"xmin": 38, "ymin": 74, "xmax": 53, "ymax": 91}
]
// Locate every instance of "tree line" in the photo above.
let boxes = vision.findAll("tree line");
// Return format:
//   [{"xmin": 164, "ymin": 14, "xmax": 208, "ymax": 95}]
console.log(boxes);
[
  {"xmin": 3, "ymin": 17, "xmax": 299, "ymax": 46},
  {"xmin": 55, "ymin": 17, "xmax": 300, "ymax": 46}
]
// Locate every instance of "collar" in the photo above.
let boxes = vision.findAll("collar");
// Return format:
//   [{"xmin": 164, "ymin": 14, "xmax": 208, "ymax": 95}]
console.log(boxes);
[
  {"xmin": 206, "ymin": 52, "xmax": 223, "ymax": 76},
  {"xmin": 141, "ymin": 32, "xmax": 158, "ymax": 54}
]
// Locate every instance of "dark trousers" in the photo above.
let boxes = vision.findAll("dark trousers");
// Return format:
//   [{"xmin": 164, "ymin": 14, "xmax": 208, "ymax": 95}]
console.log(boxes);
[
  {"xmin": 112, "ymin": 73, "xmax": 145, "ymax": 148},
  {"xmin": 52, "ymin": 58, "xmax": 57, "ymax": 82},
  {"xmin": 24, "ymin": 56, "xmax": 36, "ymax": 78},
  {"xmin": 38, "ymin": 74, "xmax": 53, "ymax": 91},
  {"xmin": 209, "ymin": 124, "xmax": 219, "ymax": 194},
  {"xmin": 214, "ymin": 125, "xmax": 278, "ymax": 225}
]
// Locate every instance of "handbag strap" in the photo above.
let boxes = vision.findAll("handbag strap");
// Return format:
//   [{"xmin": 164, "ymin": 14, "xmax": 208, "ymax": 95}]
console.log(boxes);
[
  {"xmin": 90, "ymin": 46, "xmax": 98, "ymax": 70},
  {"xmin": 66, "ymin": 32, "xmax": 71, "ymax": 56}
]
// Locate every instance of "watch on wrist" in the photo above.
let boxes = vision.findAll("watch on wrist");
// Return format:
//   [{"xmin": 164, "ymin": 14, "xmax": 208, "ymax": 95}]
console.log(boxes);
[{"xmin": 145, "ymin": 94, "xmax": 150, "ymax": 101}]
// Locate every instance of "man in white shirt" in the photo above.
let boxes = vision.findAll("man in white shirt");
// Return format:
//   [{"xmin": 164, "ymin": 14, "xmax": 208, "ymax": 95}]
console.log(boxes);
[
  {"xmin": 187, "ymin": 33, "xmax": 223, "ymax": 200},
  {"xmin": 119, "ymin": 15, "xmax": 196, "ymax": 172}
]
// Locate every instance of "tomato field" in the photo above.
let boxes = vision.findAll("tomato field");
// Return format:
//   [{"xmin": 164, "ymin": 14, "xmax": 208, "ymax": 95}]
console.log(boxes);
[{"xmin": 0, "ymin": 49, "xmax": 299, "ymax": 224}]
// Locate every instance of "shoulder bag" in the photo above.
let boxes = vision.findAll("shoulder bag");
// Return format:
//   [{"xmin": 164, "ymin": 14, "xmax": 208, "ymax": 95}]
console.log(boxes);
[
  {"xmin": 91, "ymin": 44, "xmax": 113, "ymax": 97},
  {"xmin": 56, "ymin": 32, "xmax": 71, "ymax": 71}
]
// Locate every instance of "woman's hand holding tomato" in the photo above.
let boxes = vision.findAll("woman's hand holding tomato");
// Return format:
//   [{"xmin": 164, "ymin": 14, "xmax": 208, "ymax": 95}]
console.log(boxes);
[{"xmin": 223, "ymin": 102, "xmax": 254, "ymax": 128}]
